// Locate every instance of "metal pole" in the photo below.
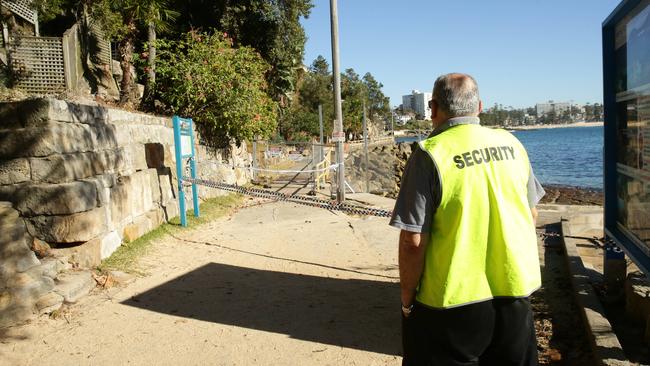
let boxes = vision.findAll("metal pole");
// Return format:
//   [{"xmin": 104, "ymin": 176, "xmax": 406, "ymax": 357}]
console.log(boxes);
[
  {"xmin": 172, "ymin": 116, "xmax": 187, "ymax": 227},
  {"xmin": 391, "ymin": 111, "xmax": 395, "ymax": 141},
  {"xmin": 330, "ymin": 0, "xmax": 345, "ymax": 203},
  {"xmin": 188, "ymin": 119, "xmax": 200, "ymax": 218},
  {"xmin": 252, "ymin": 140, "xmax": 258, "ymax": 182},
  {"xmin": 319, "ymin": 104, "xmax": 324, "ymax": 145},
  {"xmin": 311, "ymin": 141, "xmax": 317, "ymax": 193},
  {"xmin": 363, "ymin": 101, "xmax": 369, "ymax": 193},
  {"xmin": 190, "ymin": 157, "xmax": 200, "ymax": 218}
]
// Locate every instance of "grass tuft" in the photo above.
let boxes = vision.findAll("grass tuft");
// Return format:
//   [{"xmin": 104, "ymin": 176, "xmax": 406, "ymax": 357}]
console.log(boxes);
[{"xmin": 98, "ymin": 194, "xmax": 243, "ymax": 274}]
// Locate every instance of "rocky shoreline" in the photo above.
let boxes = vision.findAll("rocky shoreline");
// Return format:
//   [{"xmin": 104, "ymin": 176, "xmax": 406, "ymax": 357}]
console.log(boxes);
[
  {"xmin": 345, "ymin": 142, "xmax": 604, "ymax": 206},
  {"xmin": 539, "ymin": 185, "xmax": 603, "ymax": 206}
]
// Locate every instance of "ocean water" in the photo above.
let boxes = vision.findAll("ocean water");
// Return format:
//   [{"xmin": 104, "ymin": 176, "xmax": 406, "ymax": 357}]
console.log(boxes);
[
  {"xmin": 396, "ymin": 126, "xmax": 604, "ymax": 189},
  {"xmin": 513, "ymin": 127, "xmax": 603, "ymax": 189}
]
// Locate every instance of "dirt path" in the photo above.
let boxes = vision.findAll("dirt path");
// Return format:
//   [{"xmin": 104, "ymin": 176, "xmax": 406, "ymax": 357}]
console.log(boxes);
[
  {"xmin": 1, "ymin": 200, "xmax": 401, "ymax": 366},
  {"xmin": 0, "ymin": 200, "xmax": 592, "ymax": 365}
]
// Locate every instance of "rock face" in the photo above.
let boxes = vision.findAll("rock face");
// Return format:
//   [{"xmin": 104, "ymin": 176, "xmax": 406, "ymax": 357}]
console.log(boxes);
[
  {"xmin": 345, "ymin": 142, "xmax": 415, "ymax": 197},
  {"xmin": 0, "ymin": 98, "xmax": 254, "ymax": 328}
]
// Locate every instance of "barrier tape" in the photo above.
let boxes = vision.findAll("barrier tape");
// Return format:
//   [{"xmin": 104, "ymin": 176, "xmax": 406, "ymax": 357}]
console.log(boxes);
[
  {"xmin": 182, "ymin": 177, "xmax": 393, "ymax": 218},
  {"xmin": 247, "ymin": 163, "xmax": 341, "ymax": 174},
  {"xmin": 194, "ymin": 161, "xmax": 341, "ymax": 174}
]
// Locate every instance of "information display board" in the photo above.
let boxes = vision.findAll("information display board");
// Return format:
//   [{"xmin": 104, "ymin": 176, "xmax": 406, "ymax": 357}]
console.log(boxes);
[
  {"xmin": 604, "ymin": 0, "xmax": 650, "ymax": 273},
  {"xmin": 172, "ymin": 116, "xmax": 200, "ymax": 227}
]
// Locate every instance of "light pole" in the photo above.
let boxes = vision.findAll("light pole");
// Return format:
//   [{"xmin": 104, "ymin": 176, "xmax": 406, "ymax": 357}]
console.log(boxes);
[
  {"xmin": 391, "ymin": 110, "xmax": 395, "ymax": 141},
  {"xmin": 318, "ymin": 104, "xmax": 324, "ymax": 145},
  {"xmin": 330, "ymin": 0, "xmax": 345, "ymax": 202},
  {"xmin": 363, "ymin": 100, "xmax": 369, "ymax": 193}
]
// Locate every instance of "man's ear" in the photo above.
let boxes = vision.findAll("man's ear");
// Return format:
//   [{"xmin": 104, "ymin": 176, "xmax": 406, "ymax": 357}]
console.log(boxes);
[
  {"xmin": 478, "ymin": 100, "xmax": 483, "ymax": 114},
  {"xmin": 431, "ymin": 100, "xmax": 438, "ymax": 120}
]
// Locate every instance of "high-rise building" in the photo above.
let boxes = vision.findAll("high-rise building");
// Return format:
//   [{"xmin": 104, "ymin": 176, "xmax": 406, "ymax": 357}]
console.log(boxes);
[
  {"xmin": 402, "ymin": 90, "xmax": 432, "ymax": 119},
  {"xmin": 536, "ymin": 102, "xmax": 571, "ymax": 117}
]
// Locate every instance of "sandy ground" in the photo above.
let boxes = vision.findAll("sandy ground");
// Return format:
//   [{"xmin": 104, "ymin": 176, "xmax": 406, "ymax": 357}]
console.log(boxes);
[
  {"xmin": 0, "ymin": 198, "xmax": 402, "ymax": 366},
  {"xmin": 0, "ymin": 197, "xmax": 594, "ymax": 366}
]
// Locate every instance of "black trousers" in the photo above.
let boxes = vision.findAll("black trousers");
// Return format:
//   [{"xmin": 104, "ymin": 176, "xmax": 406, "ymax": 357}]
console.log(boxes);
[{"xmin": 402, "ymin": 298, "xmax": 538, "ymax": 366}]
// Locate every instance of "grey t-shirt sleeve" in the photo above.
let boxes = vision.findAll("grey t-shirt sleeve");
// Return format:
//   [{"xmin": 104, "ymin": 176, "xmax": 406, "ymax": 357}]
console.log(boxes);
[
  {"xmin": 527, "ymin": 164, "xmax": 545, "ymax": 208},
  {"xmin": 389, "ymin": 145, "xmax": 439, "ymax": 233}
]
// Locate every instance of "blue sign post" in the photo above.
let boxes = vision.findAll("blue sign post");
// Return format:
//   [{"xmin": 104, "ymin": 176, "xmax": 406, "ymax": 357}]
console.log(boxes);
[{"xmin": 173, "ymin": 116, "xmax": 200, "ymax": 227}]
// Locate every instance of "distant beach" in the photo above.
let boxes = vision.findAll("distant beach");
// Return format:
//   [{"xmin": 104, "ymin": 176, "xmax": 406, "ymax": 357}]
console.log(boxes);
[{"xmin": 508, "ymin": 121, "xmax": 603, "ymax": 130}]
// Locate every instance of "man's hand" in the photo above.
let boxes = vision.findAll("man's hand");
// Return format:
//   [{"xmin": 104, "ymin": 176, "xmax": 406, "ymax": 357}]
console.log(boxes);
[{"xmin": 399, "ymin": 230, "xmax": 429, "ymax": 309}]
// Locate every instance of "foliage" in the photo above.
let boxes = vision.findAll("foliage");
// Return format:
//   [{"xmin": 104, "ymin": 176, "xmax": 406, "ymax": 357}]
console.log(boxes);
[
  {"xmin": 168, "ymin": 0, "xmax": 313, "ymax": 104},
  {"xmin": 280, "ymin": 56, "xmax": 391, "ymax": 141},
  {"xmin": 395, "ymin": 119, "xmax": 431, "ymax": 131},
  {"xmin": 34, "ymin": 0, "xmax": 179, "ymax": 104},
  {"xmin": 480, "ymin": 104, "xmax": 535, "ymax": 126},
  {"xmin": 278, "ymin": 105, "xmax": 320, "ymax": 141},
  {"xmin": 278, "ymin": 56, "xmax": 332, "ymax": 140},
  {"xmin": 32, "ymin": 0, "xmax": 71, "ymax": 23},
  {"xmin": 155, "ymin": 32, "xmax": 278, "ymax": 149},
  {"xmin": 362, "ymin": 72, "xmax": 391, "ymax": 119},
  {"xmin": 584, "ymin": 103, "xmax": 603, "ymax": 121}
]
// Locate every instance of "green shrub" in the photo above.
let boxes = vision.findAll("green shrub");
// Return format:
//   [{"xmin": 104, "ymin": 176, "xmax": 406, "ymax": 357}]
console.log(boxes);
[{"xmin": 155, "ymin": 32, "xmax": 278, "ymax": 149}]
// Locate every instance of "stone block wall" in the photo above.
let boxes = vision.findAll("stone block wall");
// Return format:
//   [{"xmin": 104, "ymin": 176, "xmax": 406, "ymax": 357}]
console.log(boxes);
[
  {"xmin": 0, "ymin": 202, "xmax": 70, "ymax": 327},
  {"xmin": 0, "ymin": 98, "xmax": 251, "ymax": 326}
]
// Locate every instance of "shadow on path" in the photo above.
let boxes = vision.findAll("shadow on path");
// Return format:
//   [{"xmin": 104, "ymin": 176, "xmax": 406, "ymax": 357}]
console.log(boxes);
[{"xmin": 122, "ymin": 263, "xmax": 402, "ymax": 356}]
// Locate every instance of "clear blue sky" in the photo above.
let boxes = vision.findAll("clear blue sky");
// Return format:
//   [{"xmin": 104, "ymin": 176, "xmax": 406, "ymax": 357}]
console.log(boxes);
[{"xmin": 301, "ymin": 0, "xmax": 622, "ymax": 109}]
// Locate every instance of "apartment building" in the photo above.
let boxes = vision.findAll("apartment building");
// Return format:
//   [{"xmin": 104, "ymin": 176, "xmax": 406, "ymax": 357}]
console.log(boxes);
[{"xmin": 402, "ymin": 90, "xmax": 432, "ymax": 119}]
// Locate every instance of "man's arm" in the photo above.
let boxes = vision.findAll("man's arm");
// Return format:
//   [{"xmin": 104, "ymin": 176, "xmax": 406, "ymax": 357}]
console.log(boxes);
[
  {"xmin": 399, "ymin": 230, "xmax": 429, "ymax": 308},
  {"xmin": 527, "ymin": 164, "xmax": 544, "ymax": 227},
  {"xmin": 531, "ymin": 207, "xmax": 538, "ymax": 226}
]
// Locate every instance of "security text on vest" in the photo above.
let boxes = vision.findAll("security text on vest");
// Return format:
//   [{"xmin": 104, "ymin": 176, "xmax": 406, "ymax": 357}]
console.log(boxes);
[{"xmin": 453, "ymin": 146, "xmax": 515, "ymax": 169}]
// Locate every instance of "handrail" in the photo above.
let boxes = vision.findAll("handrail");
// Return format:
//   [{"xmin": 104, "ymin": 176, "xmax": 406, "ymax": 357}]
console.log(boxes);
[{"xmin": 315, "ymin": 147, "xmax": 332, "ymax": 191}]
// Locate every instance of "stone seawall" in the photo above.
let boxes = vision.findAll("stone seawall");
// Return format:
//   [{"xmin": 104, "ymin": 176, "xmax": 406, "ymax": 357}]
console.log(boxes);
[{"xmin": 0, "ymin": 98, "xmax": 251, "ymax": 326}]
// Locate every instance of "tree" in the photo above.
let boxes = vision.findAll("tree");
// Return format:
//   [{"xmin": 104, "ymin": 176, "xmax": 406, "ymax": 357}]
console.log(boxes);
[
  {"xmin": 47, "ymin": 0, "xmax": 176, "ymax": 105},
  {"xmin": 169, "ymin": 0, "xmax": 313, "ymax": 105},
  {"xmin": 341, "ymin": 68, "xmax": 365, "ymax": 138},
  {"xmin": 140, "ymin": 0, "xmax": 179, "ymax": 109},
  {"xmin": 593, "ymin": 103, "xmax": 603, "ymax": 121},
  {"xmin": 278, "ymin": 55, "xmax": 333, "ymax": 140},
  {"xmin": 362, "ymin": 72, "xmax": 390, "ymax": 120},
  {"xmin": 560, "ymin": 109, "xmax": 572, "ymax": 123},
  {"xmin": 584, "ymin": 103, "xmax": 594, "ymax": 121},
  {"xmin": 310, "ymin": 55, "xmax": 329, "ymax": 76},
  {"xmin": 280, "ymin": 57, "xmax": 391, "ymax": 141},
  {"xmin": 155, "ymin": 32, "xmax": 278, "ymax": 149}
]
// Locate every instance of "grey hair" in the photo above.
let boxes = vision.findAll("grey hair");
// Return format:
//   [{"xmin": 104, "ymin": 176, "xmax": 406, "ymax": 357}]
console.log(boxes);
[{"xmin": 432, "ymin": 73, "xmax": 480, "ymax": 117}]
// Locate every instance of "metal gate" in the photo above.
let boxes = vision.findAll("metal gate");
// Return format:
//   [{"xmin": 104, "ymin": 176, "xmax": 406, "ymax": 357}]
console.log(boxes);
[{"xmin": 251, "ymin": 141, "xmax": 335, "ymax": 195}]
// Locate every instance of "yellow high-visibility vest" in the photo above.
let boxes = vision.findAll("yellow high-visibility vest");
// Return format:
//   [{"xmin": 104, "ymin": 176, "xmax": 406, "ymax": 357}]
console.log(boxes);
[{"xmin": 416, "ymin": 124, "xmax": 541, "ymax": 309}]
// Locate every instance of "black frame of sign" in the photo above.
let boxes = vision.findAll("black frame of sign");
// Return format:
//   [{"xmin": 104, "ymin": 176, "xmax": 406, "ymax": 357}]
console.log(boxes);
[{"xmin": 603, "ymin": 0, "xmax": 650, "ymax": 274}]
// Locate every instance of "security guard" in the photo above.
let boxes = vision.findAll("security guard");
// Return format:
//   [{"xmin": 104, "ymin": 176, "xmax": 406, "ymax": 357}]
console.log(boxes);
[{"xmin": 390, "ymin": 73, "xmax": 545, "ymax": 366}]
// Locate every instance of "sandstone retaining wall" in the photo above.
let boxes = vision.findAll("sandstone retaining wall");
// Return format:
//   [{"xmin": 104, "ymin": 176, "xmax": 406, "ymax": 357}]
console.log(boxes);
[{"xmin": 0, "ymin": 98, "xmax": 251, "ymax": 326}]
